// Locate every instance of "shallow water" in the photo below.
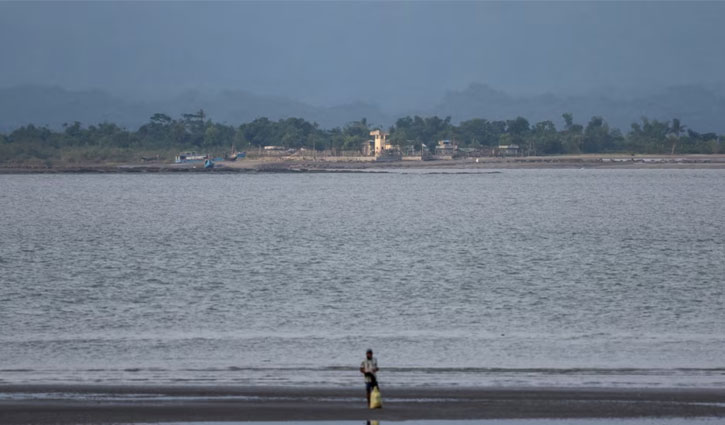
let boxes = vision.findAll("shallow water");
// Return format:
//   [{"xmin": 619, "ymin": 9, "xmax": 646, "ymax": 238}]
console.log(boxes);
[{"xmin": 1, "ymin": 169, "xmax": 724, "ymax": 387}]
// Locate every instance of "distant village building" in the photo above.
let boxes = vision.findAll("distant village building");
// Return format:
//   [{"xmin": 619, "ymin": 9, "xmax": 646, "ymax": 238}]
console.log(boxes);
[
  {"xmin": 175, "ymin": 151, "xmax": 208, "ymax": 163},
  {"xmin": 494, "ymin": 144, "xmax": 521, "ymax": 157},
  {"xmin": 263, "ymin": 145, "xmax": 288, "ymax": 156},
  {"xmin": 435, "ymin": 139, "xmax": 458, "ymax": 156},
  {"xmin": 370, "ymin": 130, "xmax": 393, "ymax": 156},
  {"xmin": 362, "ymin": 139, "xmax": 375, "ymax": 156}
]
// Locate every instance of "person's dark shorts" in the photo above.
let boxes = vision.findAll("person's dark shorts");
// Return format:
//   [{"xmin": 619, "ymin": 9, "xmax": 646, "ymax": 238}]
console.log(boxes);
[{"xmin": 365, "ymin": 374, "xmax": 378, "ymax": 392}]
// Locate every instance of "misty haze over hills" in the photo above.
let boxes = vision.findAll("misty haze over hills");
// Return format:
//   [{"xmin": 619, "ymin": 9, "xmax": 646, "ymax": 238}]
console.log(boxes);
[
  {"xmin": 0, "ymin": 85, "xmax": 387, "ymax": 133},
  {"xmin": 430, "ymin": 83, "xmax": 725, "ymax": 134},
  {"xmin": 2, "ymin": 2, "xmax": 725, "ymax": 134},
  {"xmin": 2, "ymin": 83, "xmax": 725, "ymax": 134}
]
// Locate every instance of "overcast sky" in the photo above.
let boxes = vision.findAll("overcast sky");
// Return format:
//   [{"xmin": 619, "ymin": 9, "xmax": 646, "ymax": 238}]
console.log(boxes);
[{"xmin": 1, "ymin": 1, "xmax": 724, "ymax": 109}]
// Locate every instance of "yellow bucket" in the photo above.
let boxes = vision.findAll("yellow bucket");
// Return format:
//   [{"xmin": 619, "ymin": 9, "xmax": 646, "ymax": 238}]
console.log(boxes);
[{"xmin": 369, "ymin": 387, "xmax": 382, "ymax": 409}]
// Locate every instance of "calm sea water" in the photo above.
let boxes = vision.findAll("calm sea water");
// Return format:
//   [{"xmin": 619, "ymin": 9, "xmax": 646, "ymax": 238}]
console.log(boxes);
[{"xmin": 1, "ymin": 170, "xmax": 723, "ymax": 388}]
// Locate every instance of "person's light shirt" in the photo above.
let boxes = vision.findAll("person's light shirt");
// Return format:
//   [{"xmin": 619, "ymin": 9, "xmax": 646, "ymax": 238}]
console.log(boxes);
[{"xmin": 361, "ymin": 358, "xmax": 378, "ymax": 383}]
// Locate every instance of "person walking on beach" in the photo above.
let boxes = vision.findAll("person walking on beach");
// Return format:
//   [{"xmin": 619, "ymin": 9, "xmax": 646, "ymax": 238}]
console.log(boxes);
[{"xmin": 360, "ymin": 348, "xmax": 379, "ymax": 405}]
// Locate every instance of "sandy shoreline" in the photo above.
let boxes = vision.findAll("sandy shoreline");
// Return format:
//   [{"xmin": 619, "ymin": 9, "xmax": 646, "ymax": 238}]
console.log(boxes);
[
  {"xmin": 1, "ymin": 385, "xmax": 724, "ymax": 423},
  {"xmin": 2, "ymin": 154, "xmax": 725, "ymax": 173}
]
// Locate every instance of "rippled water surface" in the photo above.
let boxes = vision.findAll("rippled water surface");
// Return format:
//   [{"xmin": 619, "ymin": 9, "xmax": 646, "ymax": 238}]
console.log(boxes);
[{"xmin": 1, "ymin": 170, "xmax": 724, "ymax": 387}]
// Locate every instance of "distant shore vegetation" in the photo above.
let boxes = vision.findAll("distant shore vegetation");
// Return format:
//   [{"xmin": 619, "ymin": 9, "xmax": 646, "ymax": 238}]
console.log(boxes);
[{"xmin": 1, "ymin": 111, "xmax": 722, "ymax": 167}]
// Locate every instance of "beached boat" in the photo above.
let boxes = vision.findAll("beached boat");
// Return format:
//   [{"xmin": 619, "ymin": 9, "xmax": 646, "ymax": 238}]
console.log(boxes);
[
  {"xmin": 175, "ymin": 152, "xmax": 208, "ymax": 163},
  {"xmin": 226, "ymin": 151, "xmax": 246, "ymax": 161}
]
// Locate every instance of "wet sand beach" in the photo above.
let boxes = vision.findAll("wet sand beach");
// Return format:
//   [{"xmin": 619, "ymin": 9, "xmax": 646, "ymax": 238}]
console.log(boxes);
[{"xmin": 1, "ymin": 385, "xmax": 724, "ymax": 424}]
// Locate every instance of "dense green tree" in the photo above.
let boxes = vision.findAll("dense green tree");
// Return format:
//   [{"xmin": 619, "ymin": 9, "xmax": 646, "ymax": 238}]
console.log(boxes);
[
  {"xmin": 532, "ymin": 120, "xmax": 563, "ymax": 155},
  {"xmin": 455, "ymin": 118, "xmax": 505, "ymax": 147},
  {"xmin": 668, "ymin": 118, "xmax": 686, "ymax": 154},
  {"xmin": 337, "ymin": 118, "xmax": 371, "ymax": 151},
  {"xmin": 629, "ymin": 118, "xmax": 670, "ymax": 153},
  {"xmin": 180, "ymin": 109, "xmax": 207, "ymax": 146},
  {"xmin": 239, "ymin": 117, "xmax": 276, "ymax": 147},
  {"xmin": 9, "ymin": 124, "xmax": 54, "ymax": 145},
  {"xmin": 389, "ymin": 115, "xmax": 454, "ymax": 151},
  {"xmin": 505, "ymin": 116, "xmax": 530, "ymax": 153},
  {"xmin": 563, "ymin": 113, "xmax": 574, "ymax": 129},
  {"xmin": 560, "ymin": 113, "xmax": 584, "ymax": 153},
  {"xmin": 150, "ymin": 113, "xmax": 173, "ymax": 126},
  {"xmin": 582, "ymin": 116, "xmax": 615, "ymax": 153},
  {"xmin": 91, "ymin": 122, "xmax": 129, "ymax": 148}
]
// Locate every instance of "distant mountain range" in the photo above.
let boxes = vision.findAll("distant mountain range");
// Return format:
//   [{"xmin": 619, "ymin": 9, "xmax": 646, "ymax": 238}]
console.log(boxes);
[
  {"xmin": 430, "ymin": 83, "xmax": 725, "ymax": 134},
  {"xmin": 2, "ymin": 83, "xmax": 724, "ymax": 134},
  {"xmin": 0, "ymin": 85, "xmax": 389, "ymax": 133}
]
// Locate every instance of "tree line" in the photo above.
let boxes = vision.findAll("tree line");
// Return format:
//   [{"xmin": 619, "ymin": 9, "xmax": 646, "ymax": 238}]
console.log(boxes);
[{"xmin": 1, "ymin": 111, "xmax": 722, "ymax": 166}]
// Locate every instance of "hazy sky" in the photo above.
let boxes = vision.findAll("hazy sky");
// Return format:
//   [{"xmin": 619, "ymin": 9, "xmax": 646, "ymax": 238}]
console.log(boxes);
[{"xmin": 1, "ymin": 1, "xmax": 724, "ymax": 109}]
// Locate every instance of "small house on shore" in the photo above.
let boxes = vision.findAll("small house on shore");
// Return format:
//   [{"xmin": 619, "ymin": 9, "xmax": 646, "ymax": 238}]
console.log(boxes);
[
  {"xmin": 362, "ymin": 139, "xmax": 375, "ymax": 156},
  {"xmin": 435, "ymin": 139, "xmax": 458, "ymax": 156},
  {"xmin": 262, "ymin": 145, "xmax": 288, "ymax": 156},
  {"xmin": 494, "ymin": 144, "xmax": 521, "ymax": 157}
]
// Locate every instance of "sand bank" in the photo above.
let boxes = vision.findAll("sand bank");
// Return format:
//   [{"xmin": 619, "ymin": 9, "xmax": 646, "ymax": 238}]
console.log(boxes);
[
  {"xmin": 1, "ymin": 385, "xmax": 724, "ymax": 424},
  {"xmin": 1, "ymin": 154, "xmax": 725, "ymax": 173}
]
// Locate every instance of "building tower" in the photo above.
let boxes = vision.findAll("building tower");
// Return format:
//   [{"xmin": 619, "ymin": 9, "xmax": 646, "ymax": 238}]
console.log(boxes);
[{"xmin": 370, "ymin": 130, "xmax": 390, "ymax": 156}]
